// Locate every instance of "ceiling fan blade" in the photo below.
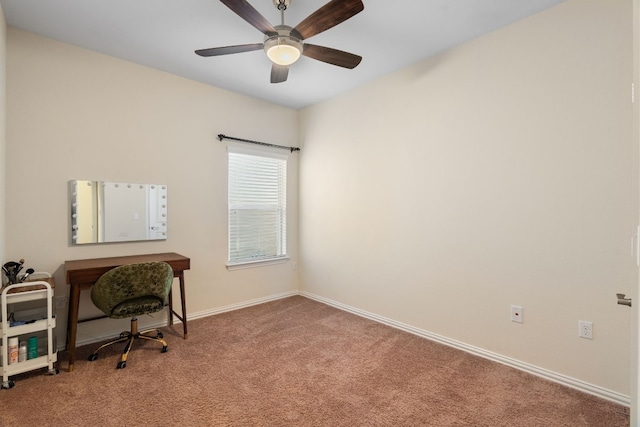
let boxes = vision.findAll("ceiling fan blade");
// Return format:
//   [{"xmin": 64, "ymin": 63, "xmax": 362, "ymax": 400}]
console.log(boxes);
[
  {"xmin": 292, "ymin": 0, "xmax": 364, "ymax": 40},
  {"xmin": 302, "ymin": 44, "xmax": 362, "ymax": 69},
  {"xmin": 220, "ymin": 0, "xmax": 277, "ymax": 35},
  {"xmin": 271, "ymin": 64, "xmax": 289, "ymax": 83},
  {"xmin": 195, "ymin": 43, "xmax": 264, "ymax": 57}
]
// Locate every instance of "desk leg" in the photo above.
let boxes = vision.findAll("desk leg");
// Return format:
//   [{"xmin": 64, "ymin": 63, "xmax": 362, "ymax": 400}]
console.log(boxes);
[
  {"xmin": 66, "ymin": 284, "xmax": 81, "ymax": 372},
  {"xmin": 168, "ymin": 272, "xmax": 188, "ymax": 339},
  {"xmin": 179, "ymin": 271, "xmax": 188, "ymax": 339},
  {"xmin": 168, "ymin": 287, "xmax": 174, "ymax": 326}
]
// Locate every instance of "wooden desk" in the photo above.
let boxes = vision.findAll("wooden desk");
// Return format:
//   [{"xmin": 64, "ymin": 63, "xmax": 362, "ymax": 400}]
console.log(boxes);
[{"xmin": 64, "ymin": 252, "xmax": 190, "ymax": 372}]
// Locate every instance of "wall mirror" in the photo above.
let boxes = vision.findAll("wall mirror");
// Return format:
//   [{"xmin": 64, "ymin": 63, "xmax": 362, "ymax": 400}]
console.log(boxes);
[{"xmin": 70, "ymin": 180, "xmax": 168, "ymax": 245}]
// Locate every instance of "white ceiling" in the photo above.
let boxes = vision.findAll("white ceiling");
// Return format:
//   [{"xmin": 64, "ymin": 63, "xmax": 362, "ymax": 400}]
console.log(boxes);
[{"xmin": 0, "ymin": 0, "xmax": 564, "ymax": 110}]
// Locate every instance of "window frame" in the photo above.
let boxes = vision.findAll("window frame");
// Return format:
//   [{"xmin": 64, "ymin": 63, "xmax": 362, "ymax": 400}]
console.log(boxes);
[{"xmin": 226, "ymin": 145, "xmax": 289, "ymax": 270}]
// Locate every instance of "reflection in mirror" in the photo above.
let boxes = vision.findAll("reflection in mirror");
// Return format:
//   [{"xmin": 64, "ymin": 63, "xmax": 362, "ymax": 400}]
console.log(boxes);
[{"xmin": 70, "ymin": 180, "xmax": 167, "ymax": 244}]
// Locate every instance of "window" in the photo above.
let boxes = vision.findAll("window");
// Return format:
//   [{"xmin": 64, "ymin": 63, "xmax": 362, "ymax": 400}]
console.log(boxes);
[{"xmin": 227, "ymin": 146, "xmax": 288, "ymax": 267}]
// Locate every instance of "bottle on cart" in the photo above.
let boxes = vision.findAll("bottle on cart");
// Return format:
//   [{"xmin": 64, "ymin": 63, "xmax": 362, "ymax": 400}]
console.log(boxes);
[
  {"xmin": 18, "ymin": 341, "xmax": 27, "ymax": 362},
  {"xmin": 27, "ymin": 336, "xmax": 38, "ymax": 359},
  {"xmin": 8, "ymin": 337, "xmax": 18, "ymax": 364}
]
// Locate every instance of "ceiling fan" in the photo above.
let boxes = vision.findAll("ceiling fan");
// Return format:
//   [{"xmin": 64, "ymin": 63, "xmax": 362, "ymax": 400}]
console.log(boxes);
[{"xmin": 195, "ymin": 0, "xmax": 364, "ymax": 83}]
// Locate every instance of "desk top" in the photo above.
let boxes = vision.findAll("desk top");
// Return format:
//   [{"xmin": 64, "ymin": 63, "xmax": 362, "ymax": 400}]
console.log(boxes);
[{"xmin": 65, "ymin": 252, "xmax": 190, "ymax": 285}]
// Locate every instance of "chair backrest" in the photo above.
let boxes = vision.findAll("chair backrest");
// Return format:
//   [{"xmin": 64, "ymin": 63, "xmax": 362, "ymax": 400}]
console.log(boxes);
[{"xmin": 91, "ymin": 261, "xmax": 174, "ymax": 319}]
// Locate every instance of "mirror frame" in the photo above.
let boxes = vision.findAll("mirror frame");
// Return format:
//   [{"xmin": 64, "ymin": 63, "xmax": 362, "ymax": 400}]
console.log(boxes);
[{"xmin": 70, "ymin": 180, "xmax": 168, "ymax": 245}]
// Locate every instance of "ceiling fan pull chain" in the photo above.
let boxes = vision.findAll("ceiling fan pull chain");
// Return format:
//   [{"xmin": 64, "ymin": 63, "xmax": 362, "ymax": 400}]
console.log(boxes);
[{"xmin": 276, "ymin": 0, "xmax": 288, "ymax": 25}]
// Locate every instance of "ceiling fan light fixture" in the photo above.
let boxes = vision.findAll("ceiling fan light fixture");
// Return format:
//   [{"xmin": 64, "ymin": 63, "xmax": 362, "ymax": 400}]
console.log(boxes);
[{"xmin": 264, "ymin": 35, "xmax": 302, "ymax": 66}]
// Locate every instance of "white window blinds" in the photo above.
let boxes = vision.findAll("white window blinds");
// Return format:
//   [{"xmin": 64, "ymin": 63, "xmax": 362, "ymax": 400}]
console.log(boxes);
[{"xmin": 228, "ymin": 147, "xmax": 288, "ymax": 265}]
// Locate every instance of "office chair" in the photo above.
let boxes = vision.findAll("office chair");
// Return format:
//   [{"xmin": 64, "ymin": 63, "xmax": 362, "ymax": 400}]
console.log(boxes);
[{"xmin": 87, "ymin": 261, "xmax": 174, "ymax": 369}]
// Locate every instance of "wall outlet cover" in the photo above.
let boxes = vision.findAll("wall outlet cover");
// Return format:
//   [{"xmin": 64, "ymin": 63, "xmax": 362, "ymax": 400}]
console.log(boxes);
[
  {"xmin": 579, "ymin": 320, "xmax": 593, "ymax": 339},
  {"xmin": 511, "ymin": 305, "xmax": 523, "ymax": 323}
]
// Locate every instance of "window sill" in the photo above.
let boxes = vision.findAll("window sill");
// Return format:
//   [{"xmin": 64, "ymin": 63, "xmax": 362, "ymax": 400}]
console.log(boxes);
[{"xmin": 226, "ymin": 257, "xmax": 290, "ymax": 271}]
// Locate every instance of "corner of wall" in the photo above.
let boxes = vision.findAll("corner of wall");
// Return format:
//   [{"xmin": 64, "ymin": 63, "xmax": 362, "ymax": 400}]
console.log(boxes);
[{"xmin": 0, "ymin": 4, "xmax": 7, "ymax": 265}]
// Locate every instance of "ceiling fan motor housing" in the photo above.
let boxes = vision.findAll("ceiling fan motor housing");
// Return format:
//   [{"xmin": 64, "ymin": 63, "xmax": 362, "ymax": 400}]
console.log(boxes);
[{"xmin": 264, "ymin": 25, "xmax": 303, "ymax": 66}]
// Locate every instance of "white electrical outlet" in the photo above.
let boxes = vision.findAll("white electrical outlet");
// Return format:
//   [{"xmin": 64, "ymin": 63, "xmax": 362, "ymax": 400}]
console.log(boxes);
[
  {"xmin": 511, "ymin": 305, "xmax": 523, "ymax": 323},
  {"xmin": 579, "ymin": 320, "xmax": 593, "ymax": 339}
]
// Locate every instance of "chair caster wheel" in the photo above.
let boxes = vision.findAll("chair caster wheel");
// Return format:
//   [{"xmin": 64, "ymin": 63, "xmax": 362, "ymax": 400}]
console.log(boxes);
[
  {"xmin": 2, "ymin": 380, "xmax": 15, "ymax": 389},
  {"xmin": 88, "ymin": 353, "xmax": 98, "ymax": 362},
  {"xmin": 161, "ymin": 346, "xmax": 168, "ymax": 353},
  {"xmin": 157, "ymin": 332, "xmax": 163, "ymax": 339},
  {"xmin": 117, "ymin": 361, "xmax": 126, "ymax": 369}
]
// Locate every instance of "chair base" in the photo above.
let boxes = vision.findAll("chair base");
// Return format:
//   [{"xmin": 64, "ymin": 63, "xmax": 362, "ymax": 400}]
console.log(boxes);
[{"xmin": 88, "ymin": 316, "xmax": 168, "ymax": 369}]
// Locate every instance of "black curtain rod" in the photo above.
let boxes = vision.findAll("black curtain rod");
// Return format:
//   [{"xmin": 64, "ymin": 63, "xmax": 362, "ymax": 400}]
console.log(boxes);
[{"xmin": 218, "ymin": 134, "xmax": 300, "ymax": 153}]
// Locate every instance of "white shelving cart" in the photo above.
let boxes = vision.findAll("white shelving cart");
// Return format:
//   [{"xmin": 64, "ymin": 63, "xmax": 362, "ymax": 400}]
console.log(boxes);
[{"xmin": 1, "ymin": 280, "xmax": 58, "ymax": 389}]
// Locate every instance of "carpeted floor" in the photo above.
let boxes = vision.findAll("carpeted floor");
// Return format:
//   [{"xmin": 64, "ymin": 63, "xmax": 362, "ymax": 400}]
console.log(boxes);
[{"xmin": 0, "ymin": 296, "xmax": 630, "ymax": 426}]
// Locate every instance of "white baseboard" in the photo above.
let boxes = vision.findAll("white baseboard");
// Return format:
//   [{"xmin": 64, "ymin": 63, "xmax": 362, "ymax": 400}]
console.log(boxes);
[
  {"xmin": 177, "ymin": 290, "xmax": 299, "ymax": 322},
  {"xmin": 299, "ymin": 291, "xmax": 630, "ymax": 408}
]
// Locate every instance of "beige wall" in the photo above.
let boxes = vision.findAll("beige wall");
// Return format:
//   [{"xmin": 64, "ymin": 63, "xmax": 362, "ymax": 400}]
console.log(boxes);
[
  {"xmin": 5, "ymin": 29, "xmax": 299, "ymax": 342},
  {"xmin": 299, "ymin": 0, "xmax": 634, "ymax": 396}
]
